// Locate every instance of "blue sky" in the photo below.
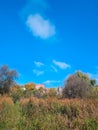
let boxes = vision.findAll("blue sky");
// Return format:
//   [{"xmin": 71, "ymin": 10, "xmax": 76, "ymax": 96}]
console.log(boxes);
[{"xmin": 0, "ymin": 0, "xmax": 98, "ymax": 87}]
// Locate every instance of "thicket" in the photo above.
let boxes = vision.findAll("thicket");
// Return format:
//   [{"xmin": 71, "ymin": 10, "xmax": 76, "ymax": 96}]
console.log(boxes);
[{"xmin": 0, "ymin": 96, "xmax": 98, "ymax": 130}]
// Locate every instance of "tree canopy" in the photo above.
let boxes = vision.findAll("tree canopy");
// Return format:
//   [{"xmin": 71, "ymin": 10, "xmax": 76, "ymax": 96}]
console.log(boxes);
[
  {"xmin": 63, "ymin": 71, "xmax": 96, "ymax": 99},
  {"xmin": 0, "ymin": 65, "xmax": 18, "ymax": 94}
]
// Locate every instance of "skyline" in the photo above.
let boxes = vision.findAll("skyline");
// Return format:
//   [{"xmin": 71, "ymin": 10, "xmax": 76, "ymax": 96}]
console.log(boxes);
[{"xmin": 0, "ymin": 0, "xmax": 98, "ymax": 87}]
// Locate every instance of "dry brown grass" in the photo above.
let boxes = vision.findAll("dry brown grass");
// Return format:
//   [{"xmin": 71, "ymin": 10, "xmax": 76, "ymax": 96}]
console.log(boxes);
[
  {"xmin": 0, "ymin": 95, "xmax": 13, "ymax": 106},
  {"xmin": 0, "ymin": 96, "xmax": 98, "ymax": 130}
]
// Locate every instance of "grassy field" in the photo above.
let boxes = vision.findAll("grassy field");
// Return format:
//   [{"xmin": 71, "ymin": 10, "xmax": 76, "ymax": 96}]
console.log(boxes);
[{"xmin": 0, "ymin": 96, "xmax": 98, "ymax": 130}]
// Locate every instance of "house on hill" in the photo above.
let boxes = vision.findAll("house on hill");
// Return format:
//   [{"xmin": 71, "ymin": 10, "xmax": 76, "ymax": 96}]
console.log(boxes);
[{"xmin": 35, "ymin": 84, "xmax": 45, "ymax": 90}]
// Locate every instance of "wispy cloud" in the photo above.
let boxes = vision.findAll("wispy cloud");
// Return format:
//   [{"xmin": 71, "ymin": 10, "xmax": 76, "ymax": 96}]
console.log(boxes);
[
  {"xmin": 53, "ymin": 60, "xmax": 71, "ymax": 69},
  {"xmin": 33, "ymin": 69, "xmax": 44, "ymax": 76},
  {"xmin": 51, "ymin": 65, "xmax": 58, "ymax": 72},
  {"xmin": 26, "ymin": 14, "xmax": 56, "ymax": 39},
  {"xmin": 43, "ymin": 80, "xmax": 61, "ymax": 85},
  {"xmin": 34, "ymin": 61, "xmax": 44, "ymax": 67}
]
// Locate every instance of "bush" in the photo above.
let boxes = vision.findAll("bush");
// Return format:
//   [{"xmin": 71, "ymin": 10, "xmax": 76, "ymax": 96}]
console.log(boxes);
[{"xmin": 62, "ymin": 75, "xmax": 91, "ymax": 99}]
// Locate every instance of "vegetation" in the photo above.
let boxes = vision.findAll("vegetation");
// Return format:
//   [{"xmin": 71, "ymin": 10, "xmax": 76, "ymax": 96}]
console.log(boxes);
[
  {"xmin": 0, "ymin": 65, "xmax": 98, "ymax": 129},
  {"xmin": 62, "ymin": 74, "xmax": 89, "ymax": 98},
  {"xmin": 48, "ymin": 88, "xmax": 57, "ymax": 97},
  {"xmin": 0, "ymin": 65, "xmax": 18, "ymax": 95},
  {"xmin": 62, "ymin": 71, "xmax": 97, "ymax": 99},
  {"xmin": 0, "ymin": 96, "xmax": 98, "ymax": 130}
]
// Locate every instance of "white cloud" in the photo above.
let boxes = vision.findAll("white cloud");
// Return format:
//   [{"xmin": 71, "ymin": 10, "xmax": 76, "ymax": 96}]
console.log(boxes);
[
  {"xmin": 53, "ymin": 60, "xmax": 70, "ymax": 69},
  {"xmin": 43, "ymin": 80, "xmax": 61, "ymax": 85},
  {"xmin": 51, "ymin": 65, "xmax": 58, "ymax": 72},
  {"xmin": 34, "ymin": 61, "xmax": 44, "ymax": 67},
  {"xmin": 33, "ymin": 69, "xmax": 44, "ymax": 76},
  {"xmin": 26, "ymin": 14, "xmax": 56, "ymax": 39}
]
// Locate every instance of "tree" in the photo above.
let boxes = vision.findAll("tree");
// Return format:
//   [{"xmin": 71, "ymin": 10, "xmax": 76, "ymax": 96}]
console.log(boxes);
[
  {"xmin": 90, "ymin": 79, "xmax": 96, "ymax": 86},
  {"xmin": 62, "ymin": 74, "xmax": 89, "ymax": 98},
  {"xmin": 10, "ymin": 84, "xmax": 23, "ymax": 103},
  {"xmin": 25, "ymin": 83, "xmax": 35, "ymax": 91},
  {"xmin": 24, "ymin": 83, "xmax": 36, "ymax": 97},
  {"xmin": 76, "ymin": 71, "xmax": 96, "ymax": 86},
  {"xmin": 76, "ymin": 71, "xmax": 89, "ymax": 83},
  {"xmin": 0, "ymin": 65, "xmax": 18, "ymax": 94},
  {"xmin": 48, "ymin": 88, "xmax": 57, "ymax": 97},
  {"xmin": 92, "ymin": 85, "xmax": 98, "ymax": 99}
]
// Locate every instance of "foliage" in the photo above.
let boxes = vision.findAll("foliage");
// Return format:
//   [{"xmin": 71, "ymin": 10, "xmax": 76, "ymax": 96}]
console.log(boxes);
[
  {"xmin": 62, "ymin": 71, "xmax": 96, "ymax": 99},
  {"xmin": 23, "ymin": 83, "xmax": 47, "ymax": 98},
  {"xmin": 0, "ymin": 96, "xmax": 98, "ymax": 130},
  {"xmin": 18, "ymin": 97, "xmax": 98, "ymax": 130},
  {"xmin": 0, "ymin": 96, "xmax": 20, "ymax": 130},
  {"xmin": 62, "ymin": 74, "xmax": 89, "ymax": 98},
  {"xmin": 0, "ymin": 65, "xmax": 18, "ymax": 95},
  {"xmin": 25, "ymin": 82, "xmax": 36, "ymax": 91},
  {"xmin": 76, "ymin": 71, "xmax": 96, "ymax": 86},
  {"xmin": 48, "ymin": 88, "xmax": 57, "ymax": 97},
  {"xmin": 92, "ymin": 86, "xmax": 98, "ymax": 99},
  {"xmin": 10, "ymin": 84, "xmax": 24, "ymax": 103}
]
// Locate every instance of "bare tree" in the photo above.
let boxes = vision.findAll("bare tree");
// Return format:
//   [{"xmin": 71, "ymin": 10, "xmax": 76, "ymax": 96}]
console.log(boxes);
[{"xmin": 0, "ymin": 65, "xmax": 18, "ymax": 94}]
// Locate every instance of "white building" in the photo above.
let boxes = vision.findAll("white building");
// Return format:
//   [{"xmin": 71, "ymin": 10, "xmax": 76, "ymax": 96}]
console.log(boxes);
[{"xmin": 57, "ymin": 87, "xmax": 63, "ymax": 95}]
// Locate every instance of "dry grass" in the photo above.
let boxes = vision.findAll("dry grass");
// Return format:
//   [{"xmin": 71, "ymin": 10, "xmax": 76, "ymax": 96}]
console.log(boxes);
[
  {"xmin": 0, "ymin": 96, "xmax": 13, "ymax": 104},
  {"xmin": 0, "ymin": 96, "xmax": 98, "ymax": 130}
]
